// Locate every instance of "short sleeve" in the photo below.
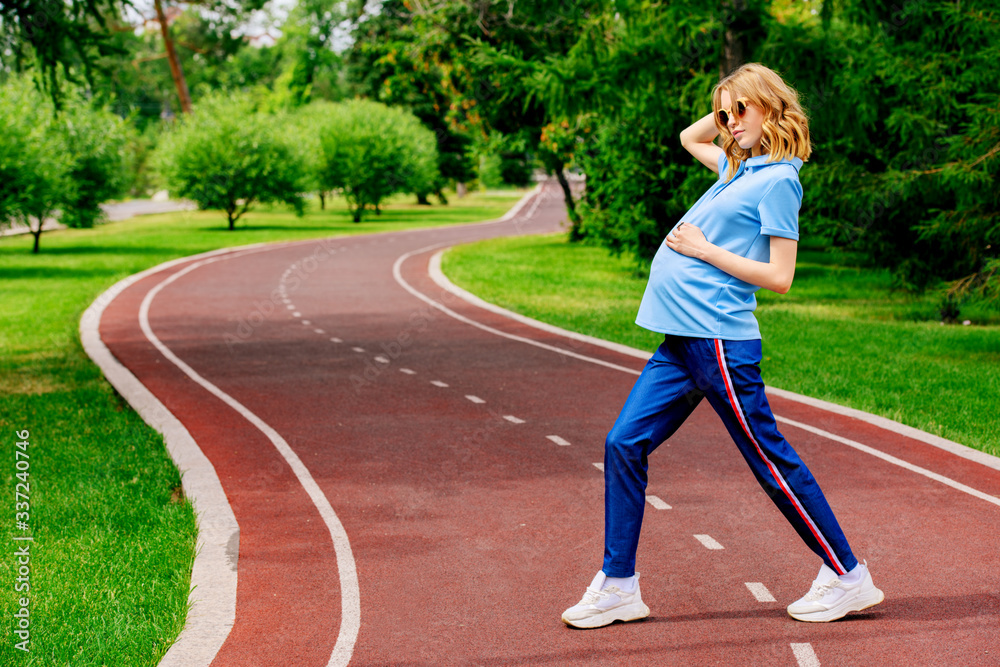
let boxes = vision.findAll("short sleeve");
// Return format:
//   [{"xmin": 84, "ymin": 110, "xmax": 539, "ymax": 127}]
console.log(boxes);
[{"xmin": 757, "ymin": 175, "xmax": 802, "ymax": 240}]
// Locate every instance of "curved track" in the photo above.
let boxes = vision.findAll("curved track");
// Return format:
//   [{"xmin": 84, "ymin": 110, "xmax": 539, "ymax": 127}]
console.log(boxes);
[{"xmin": 89, "ymin": 183, "xmax": 1000, "ymax": 666}]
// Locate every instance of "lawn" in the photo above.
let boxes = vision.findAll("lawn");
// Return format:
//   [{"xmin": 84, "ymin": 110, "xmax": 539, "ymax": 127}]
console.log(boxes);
[
  {"xmin": 0, "ymin": 188, "xmax": 526, "ymax": 666},
  {"xmin": 441, "ymin": 233, "xmax": 1000, "ymax": 457}
]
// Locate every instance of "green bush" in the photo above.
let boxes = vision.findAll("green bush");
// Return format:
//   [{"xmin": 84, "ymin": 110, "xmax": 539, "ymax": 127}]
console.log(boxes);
[
  {"xmin": 301, "ymin": 98, "xmax": 440, "ymax": 222},
  {"xmin": 58, "ymin": 95, "xmax": 134, "ymax": 228},
  {"xmin": 0, "ymin": 76, "xmax": 71, "ymax": 253},
  {"xmin": 155, "ymin": 91, "xmax": 309, "ymax": 229}
]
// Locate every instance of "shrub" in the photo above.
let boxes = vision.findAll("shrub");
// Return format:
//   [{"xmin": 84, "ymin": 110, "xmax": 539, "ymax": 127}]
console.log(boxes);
[
  {"xmin": 301, "ymin": 99, "xmax": 440, "ymax": 222},
  {"xmin": 155, "ymin": 91, "xmax": 308, "ymax": 229},
  {"xmin": 0, "ymin": 76, "xmax": 71, "ymax": 253},
  {"xmin": 58, "ymin": 96, "xmax": 134, "ymax": 228}
]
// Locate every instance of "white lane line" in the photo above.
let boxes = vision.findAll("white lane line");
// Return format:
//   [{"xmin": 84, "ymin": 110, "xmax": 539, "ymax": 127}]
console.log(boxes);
[
  {"xmin": 421, "ymin": 245, "xmax": 1000, "ymax": 505},
  {"xmin": 302, "ymin": 320, "xmax": 312, "ymax": 326},
  {"xmin": 503, "ymin": 415, "xmax": 525, "ymax": 424},
  {"xmin": 314, "ymin": 329, "xmax": 325, "ymax": 335},
  {"xmin": 465, "ymin": 395, "xmax": 485, "ymax": 404},
  {"xmin": 292, "ymin": 312, "xmax": 302, "ymax": 317},
  {"xmin": 286, "ymin": 304, "xmax": 295, "ymax": 310},
  {"xmin": 776, "ymin": 416, "xmax": 1000, "ymax": 508},
  {"xmin": 80, "ymin": 247, "xmax": 247, "ymax": 667},
  {"xmin": 693, "ymin": 534, "xmax": 724, "ymax": 550},
  {"xmin": 374, "ymin": 355, "xmax": 390, "ymax": 364},
  {"xmin": 745, "ymin": 582, "xmax": 776, "ymax": 602},
  {"xmin": 330, "ymin": 337, "xmax": 343, "ymax": 343},
  {"xmin": 135, "ymin": 250, "xmax": 359, "ymax": 666},
  {"xmin": 399, "ymin": 368, "xmax": 416, "ymax": 375},
  {"xmin": 546, "ymin": 435, "xmax": 571, "ymax": 446},
  {"xmin": 430, "ymin": 380, "xmax": 449, "ymax": 388},
  {"xmin": 593, "ymin": 462, "xmax": 604, "ymax": 472},
  {"xmin": 351, "ymin": 347, "xmax": 365, "ymax": 353},
  {"xmin": 791, "ymin": 643, "xmax": 820, "ymax": 667},
  {"xmin": 393, "ymin": 245, "xmax": 643, "ymax": 377},
  {"xmin": 645, "ymin": 495, "xmax": 671, "ymax": 510}
]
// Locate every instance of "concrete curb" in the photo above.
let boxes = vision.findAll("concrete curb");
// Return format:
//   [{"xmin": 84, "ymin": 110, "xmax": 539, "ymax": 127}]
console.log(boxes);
[
  {"xmin": 78, "ymin": 187, "xmax": 543, "ymax": 667},
  {"xmin": 80, "ymin": 246, "xmax": 262, "ymax": 667}
]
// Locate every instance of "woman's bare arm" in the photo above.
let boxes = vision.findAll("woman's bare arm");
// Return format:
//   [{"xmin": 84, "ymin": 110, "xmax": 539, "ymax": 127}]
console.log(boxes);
[
  {"xmin": 665, "ymin": 223, "xmax": 798, "ymax": 294},
  {"xmin": 679, "ymin": 112, "xmax": 725, "ymax": 174}
]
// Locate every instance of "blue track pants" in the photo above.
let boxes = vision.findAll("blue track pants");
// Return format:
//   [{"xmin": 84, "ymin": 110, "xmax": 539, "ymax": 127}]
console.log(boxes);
[{"xmin": 603, "ymin": 335, "xmax": 858, "ymax": 578}]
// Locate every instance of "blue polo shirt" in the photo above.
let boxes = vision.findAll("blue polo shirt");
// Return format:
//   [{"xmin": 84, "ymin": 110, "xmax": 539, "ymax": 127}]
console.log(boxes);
[{"xmin": 635, "ymin": 151, "xmax": 803, "ymax": 340}]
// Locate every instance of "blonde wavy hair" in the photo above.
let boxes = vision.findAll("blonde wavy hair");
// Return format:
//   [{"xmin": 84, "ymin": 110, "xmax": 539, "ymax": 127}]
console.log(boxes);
[{"xmin": 713, "ymin": 63, "xmax": 812, "ymax": 182}]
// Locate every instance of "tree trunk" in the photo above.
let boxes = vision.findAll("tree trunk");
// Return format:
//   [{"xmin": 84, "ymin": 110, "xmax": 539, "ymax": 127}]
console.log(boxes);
[
  {"xmin": 319, "ymin": 191, "xmax": 326, "ymax": 210},
  {"xmin": 456, "ymin": 182, "xmax": 467, "ymax": 198},
  {"xmin": 31, "ymin": 229, "xmax": 41, "ymax": 254},
  {"xmin": 719, "ymin": 0, "xmax": 751, "ymax": 80},
  {"xmin": 555, "ymin": 167, "xmax": 578, "ymax": 220},
  {"xmin": 416, "ymin": 192, "xmax": 431, "ymax": 205},
  {"xmin": 155, "ymin": 0, "xmax": 192, "ymax": 114}
]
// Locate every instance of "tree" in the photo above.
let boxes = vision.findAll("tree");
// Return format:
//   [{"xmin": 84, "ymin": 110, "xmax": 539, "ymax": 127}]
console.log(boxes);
[
  {"xmin": 58, "ymin": 94, "xmax": 134, "ymax": 228},
  {"xmin": 0, "ymin": 0, "xmax": 126, "ymax": 108},
  {"xmin": 0, "ymin": 76, "xmax": 70, "ymax": 253},
  {"xmin": 304, "ymin": 98, "xmax": 440, "ymax": 222},
  {"xmin": 155, "ymin": 91, "xmax": 309, "ymax": 229},
  {"xmin": 344, "ymin": 0, "xmax": 473, "ymax": 200}
]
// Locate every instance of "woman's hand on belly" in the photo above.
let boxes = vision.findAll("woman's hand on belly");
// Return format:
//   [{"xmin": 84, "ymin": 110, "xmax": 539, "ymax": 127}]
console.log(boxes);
[
  {"xmin": 665, "ymin": 221, "xmax": 711, "ymax": 260},
  {"xmin": 666, "ymin": 223, "xmax": 797, "ymax": 294}
]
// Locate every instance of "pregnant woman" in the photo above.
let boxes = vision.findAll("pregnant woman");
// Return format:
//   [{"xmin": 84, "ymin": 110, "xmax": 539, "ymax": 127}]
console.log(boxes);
[{"xmin": 562, "ymin": 63, "xmax": 884, "ymax": 629}]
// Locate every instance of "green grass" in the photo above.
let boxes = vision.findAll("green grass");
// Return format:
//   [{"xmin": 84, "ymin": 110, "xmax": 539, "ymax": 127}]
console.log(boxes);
[
  {"xmin": 0, "ymin": 188, "xmax": 526, "ymax": 666},
  {"xmin": 442, "ymin": 233, "xmax": 1000, "ymax": 457}
]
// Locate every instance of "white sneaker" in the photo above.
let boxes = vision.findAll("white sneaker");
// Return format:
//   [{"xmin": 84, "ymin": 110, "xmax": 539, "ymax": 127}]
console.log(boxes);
[
  {"xmin": 787, "ymin": 561, "xmax": 884, "ymax": 622},
  {"xmin": 562, "ymin": 571, "xmax": 651, "ymax": 629}
]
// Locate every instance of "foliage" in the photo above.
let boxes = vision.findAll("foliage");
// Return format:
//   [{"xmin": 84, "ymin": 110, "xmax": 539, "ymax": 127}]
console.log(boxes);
[
  {"xmin": 759, "ymin": 1, "xmax": 1000, "ymax": 299},
  {"xmin": 0, "ymin": 75, "xmax": 70, "ymax": 253},
  {"xmin": 344, "ymin": 0, "xmax": 474, "ymax": 195},
  {"xmin": 58, "ymin": 92, "xmax": 134, "ymax": 228},
  {"xmin": 303, "ymin": 98, "xmax": 440, "ymax": 222},
  {"xmin": 154, "ymin": 90, "xmax": 308, "ymax": 229},
  {"xmin": 0, "ymin": 0, "xmax": 126, "ymax": 108}
]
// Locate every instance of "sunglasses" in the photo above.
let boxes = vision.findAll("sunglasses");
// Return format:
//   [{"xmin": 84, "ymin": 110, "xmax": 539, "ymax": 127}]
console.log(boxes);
[{"xmin": 717, "ymin": 98, "xmax": 749, "ymax": 126}]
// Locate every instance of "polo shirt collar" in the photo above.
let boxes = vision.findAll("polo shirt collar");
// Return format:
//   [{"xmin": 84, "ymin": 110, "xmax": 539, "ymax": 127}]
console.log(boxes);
[{"xmin": 743, "ymin": 154, "xmax": 803, "ymax": 174}]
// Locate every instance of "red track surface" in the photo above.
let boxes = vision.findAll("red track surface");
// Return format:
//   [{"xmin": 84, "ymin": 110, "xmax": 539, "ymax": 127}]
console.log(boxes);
[{"xmin": 98, "ymin": 183, "xmax": 1000, "ymax": 666}]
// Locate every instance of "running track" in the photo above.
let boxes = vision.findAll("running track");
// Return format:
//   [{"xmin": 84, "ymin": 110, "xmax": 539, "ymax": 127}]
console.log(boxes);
[{"xmin": 83, "ymin": 183, "xmax": 1000, "ymax": 666}]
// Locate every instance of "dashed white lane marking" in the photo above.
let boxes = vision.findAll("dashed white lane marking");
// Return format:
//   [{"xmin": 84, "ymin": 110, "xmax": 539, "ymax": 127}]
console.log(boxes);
[
  {"xmin": 645, "ymin": 495, "xmax": 671, "ymax": 510},
  {"xmin": 374, "ymin": 355, "xmax": 390, "ymax": 364},
  {"xmin": 546, "ymin": 435, "xmax": 571, "ymax": 446},
  {"xmin": 314, "ymin": 329, "xmax": 325, "ymax": 335},
  {"xmin": 302, "ymin": 320, "xmax": 312, "ymax": 326},
  {"xmin": 593, "ymin": 462, "xmax": 604, "ymax": 471},
  {"xmin": 421, "ymin": 245, "xmax": 1000, "ymax": 508},
  {"xmin": 351, "ymin": 347, "xmax": 365, "ymax": 353},
  {"xmin": 286, "ymin": 304, "xmax": 295, "ymax": 310},
  {"xmin": 745, "ymin": 582, "xmax": 776, "ymax": 602},
  {"xmin": 399, "ymin": 368, "xmax": 416, "ymax": 375},
  {"xmin": 465, "ymin": 395, "xmax": 485, "ymax": 404},
  {"xmin": 292, "ymin": 312, "xmax": 302, "ymax": 317},
  {"xmin": 431, "ymin": 380, "xmax": 449, "ymax": 387},
  {"xmin": 791, "ymin": 642, "xmax": 820, "ymax": 667},
  {"xmin": 330, "ymin": 337, "xmax": 343, "ymax": 343},
  {"xmin": 693, "ymin": 534, "xmax": 724, "ymax": 550},
  {"xmin": 503, "ymin": 415, "xmax": 525, "ymax": 424}
]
